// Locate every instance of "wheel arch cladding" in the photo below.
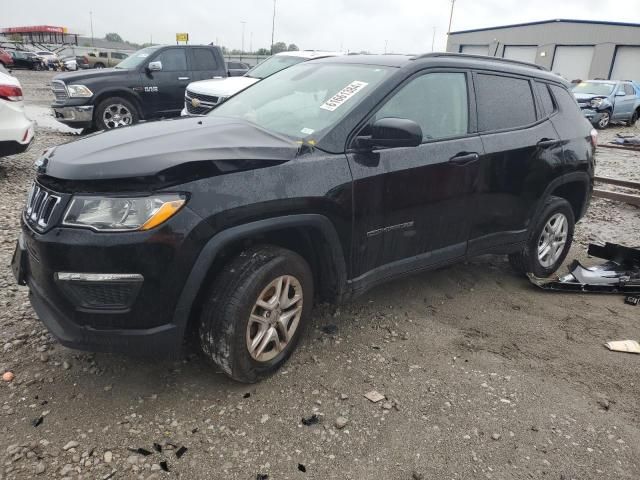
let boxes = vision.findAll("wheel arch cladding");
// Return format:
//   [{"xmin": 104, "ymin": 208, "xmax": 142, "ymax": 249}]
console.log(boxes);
[
  {"xmin": 173, "ymin": 214, "xmax": 348, "ymax": 337},
  {"xmin": 551, "ymin": 179, "xmax": 590, "ymax": 221}
]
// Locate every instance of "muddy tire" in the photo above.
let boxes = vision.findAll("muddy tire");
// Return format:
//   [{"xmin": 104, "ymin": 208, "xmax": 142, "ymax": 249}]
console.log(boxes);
[
  {"xmin": 95, "ymin": 97, "xmax": 139, "ymax": 131},
  {"xmin": 595, "ymin": 110, "xmax": 610, "ymax": 129},
  {"xmin": 199, "ymin": 245, "xmax": 314, "ymax": 383},
  {"xmin": 509, "ymin": 196, "xmax": 575, "ymax": 277}
]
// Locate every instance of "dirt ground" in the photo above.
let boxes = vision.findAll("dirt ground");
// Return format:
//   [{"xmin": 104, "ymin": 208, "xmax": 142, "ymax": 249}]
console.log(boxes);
[{"xmin": 0, "ymin": 70, "xmax": 639, "ymax": 480}]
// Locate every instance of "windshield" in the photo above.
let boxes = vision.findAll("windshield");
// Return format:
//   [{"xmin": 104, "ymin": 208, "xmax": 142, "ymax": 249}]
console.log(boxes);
[
  {"xmin": 115, "ymin": 46, "xmax": 161, "ymax": 69},
  {"xmin": 572, "ymin": 82, "xmax": 615, "ymax": 96},
  {"xmin": 245, "ymin": 55, "xmax": 307, "ymax": 79},
  {"xmin": 210, "ymin": 62, "xmax": 392, "ymax": 142}
]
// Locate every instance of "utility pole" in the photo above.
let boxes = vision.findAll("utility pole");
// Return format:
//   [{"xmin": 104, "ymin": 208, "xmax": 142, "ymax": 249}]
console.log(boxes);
[
  {"xmin": 447, "ymin": 0, "xmax": 456, "ymax": 35},
  {"xmin": 240, "ymin": 21, "xmax": 246, "ymax": 60},
  {"xmin": 89, "ymin": 11, "xmax": 94, "ymax": 47},
  {"xmin": 270, "ymin": 0, "xmax": 276, "ymax": 55},
  {"xmin": 432, "ymin": 27, "xmax": 436, "ymax": 51},
  {"xmin": 249, "ymin": 31, "xmax": 253, "ymax": 54}
]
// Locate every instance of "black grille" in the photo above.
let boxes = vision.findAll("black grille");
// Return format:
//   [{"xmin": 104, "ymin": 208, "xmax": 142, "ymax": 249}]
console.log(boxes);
[
  {"xmin": 51, "ymin": 80, "xmax": 68, "ymax": 102},
  {"xmin": 184, "ymin": 89, "xmax": 226, "ymax": 115},
  {"xmin": 24, "ymin": 183, "xmax": 62, "ymax": 231}
]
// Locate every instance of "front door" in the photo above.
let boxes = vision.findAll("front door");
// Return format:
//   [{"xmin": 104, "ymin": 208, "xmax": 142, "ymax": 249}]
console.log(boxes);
[
  {"xmin": 347, "ymin": 70, "xmax": 481, "ymax": 279},
  {"xmin": 140, "ymin": 48, "xmax": 191, "ymax": 117}
]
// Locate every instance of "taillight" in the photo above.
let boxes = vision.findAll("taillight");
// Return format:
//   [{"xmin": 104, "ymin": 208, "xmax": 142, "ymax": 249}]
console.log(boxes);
[
  {"xmin": 0, "ymin": 85, "xmax": 23, "ymax": 101},
  {"xmin": 590, "ymin": 128, "xmax": 598, "ymax": 148}
]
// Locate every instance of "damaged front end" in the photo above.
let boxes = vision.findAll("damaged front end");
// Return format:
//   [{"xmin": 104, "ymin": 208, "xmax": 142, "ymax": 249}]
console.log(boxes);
[{"xmin": 528, "ymin": 242, "xmax": 640, "ymax": 294}]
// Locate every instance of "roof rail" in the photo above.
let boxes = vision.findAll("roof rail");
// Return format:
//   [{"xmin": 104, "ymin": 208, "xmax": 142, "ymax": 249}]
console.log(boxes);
[{"xmin": 414, "ymin": 52, "xmax": 547, "ymax": 71}]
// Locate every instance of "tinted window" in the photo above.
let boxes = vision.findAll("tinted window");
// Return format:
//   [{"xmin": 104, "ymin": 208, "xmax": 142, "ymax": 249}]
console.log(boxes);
[
  {"xmin": 536, "ymin": 82, "xmax": 556, "ymax": 117},
  {"xmin": 476, "ymin": 74, "xmax": 536, "ymax": 131},
  {"xmin": 154, "ymin": 48, "xmax": 187, "ymax": 71},
  {"xmin": 374, "ymin": 72, "xmax": 468, "ymax": 141},
  {"xmin": 112, "ymin": 52, "xmax": 127, "ymax": 59},
  {"xmin": 99, "ymin": 52, "xmax": 108, "ymax": 58},
  {"xmin": 191, "ymin": 48, "xmax": 218, "ymax": 71}
]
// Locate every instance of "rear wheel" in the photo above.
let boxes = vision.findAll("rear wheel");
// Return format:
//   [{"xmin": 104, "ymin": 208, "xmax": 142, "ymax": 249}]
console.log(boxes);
[
  {"xmin": 94, "ymin": 62, "xmax": 105, "ymax": 69},
  {"xmin": 199, "ymin": 245, "xmax": 314, "ymax": 383},
  {"xmin": 627, "ymin": 110, "xmax": 639, "ymax": 127},
  {"xmin": 509, "ymin": 196, "xmax": 575, "ymax": 277},
  {"xmin": 95, "ymin": 97, "xmax": 139, "ymax": 130}
]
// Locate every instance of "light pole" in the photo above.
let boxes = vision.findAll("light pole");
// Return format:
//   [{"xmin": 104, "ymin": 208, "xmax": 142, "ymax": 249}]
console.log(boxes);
[
  {"xmin": 240, "ymin": 21, "xmax": 246, "ymax": 60},
  {"xmin": 432, "ymin": 27, "xmax": 436, "ymax": 51},
  {"xmin": 89, "ymin": 11, "xmax": 94, "ymax": 48},
  {"xmin": 270, "ymin": 0, "xmax": 276, "ymax": 55},
  {"xmin": 447, "ymin": 0, "xmax": 456, "ymax": 35}
]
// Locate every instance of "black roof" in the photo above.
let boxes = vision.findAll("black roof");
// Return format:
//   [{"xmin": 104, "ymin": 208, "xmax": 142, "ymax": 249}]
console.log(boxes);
[
  {"xmin": 313, "ymin": 53, "xmax": 565, "ymax": 84},
  {"xmin": 451, "ymin": 18, "xmax": 640, "ymax": 35}
]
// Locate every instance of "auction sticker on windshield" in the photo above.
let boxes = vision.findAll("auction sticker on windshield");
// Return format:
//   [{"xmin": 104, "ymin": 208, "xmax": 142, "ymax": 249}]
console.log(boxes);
[{"xmin": 320, "ymin": 81, "xmax": 369, "ymax": 112}]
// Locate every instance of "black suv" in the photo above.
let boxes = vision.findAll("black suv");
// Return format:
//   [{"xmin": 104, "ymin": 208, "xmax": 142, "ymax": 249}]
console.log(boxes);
[
  {"xmin": 13, "ymin": 53, "xmax": 595, "ymax": 382},
  {"xmin": 50, "ymin": 45, "xmax": 226, "ymax": 131}
]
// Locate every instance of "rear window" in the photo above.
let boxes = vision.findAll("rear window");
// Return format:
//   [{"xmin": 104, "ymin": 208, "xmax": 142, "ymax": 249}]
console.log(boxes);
[
  {"xmin": 476, "ymin": 73, "xmax": 536, "ymax": 131},
  {"xmin": 536, "ymin": 82, "xmax": 556, "ymax": 117},
  {"xmin": 191, "ymin": 48, "xmax": 219, "ymax": 71}
]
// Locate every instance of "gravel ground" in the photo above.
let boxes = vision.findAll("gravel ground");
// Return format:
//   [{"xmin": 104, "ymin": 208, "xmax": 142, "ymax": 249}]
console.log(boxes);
[{"xmin": 0, "ymin": 70, "xmax": 639, "ymax": 480}]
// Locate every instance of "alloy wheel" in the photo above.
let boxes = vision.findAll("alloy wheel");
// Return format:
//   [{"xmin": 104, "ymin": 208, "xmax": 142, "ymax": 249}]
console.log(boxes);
[
  {"xmin": 537, "ymin": 213, "xmax": 568, "ymax": 268},
  {"xmin": 102, "ymin": 104, "xmax": 133, "ymax": 129},
  {"xmin": 598, "ymin": 112, "xmax": 610, "ymax": 129},
  {"xmin": 246, "ymin": 275, "xmax": 303, "ymax": 362}
]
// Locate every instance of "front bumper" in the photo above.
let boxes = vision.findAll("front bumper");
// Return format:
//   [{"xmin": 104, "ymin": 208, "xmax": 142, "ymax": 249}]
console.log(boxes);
[
  {"xmin": 52, "ymin": 105, "xmax": 94, "ymax": 128},
  {"xmin": 12, "ymin": 194, "xmax": 209, "ymax": 356},
  {"xmin": 580, "ymin": 108, "xmax": 605, "ymax": 124}
]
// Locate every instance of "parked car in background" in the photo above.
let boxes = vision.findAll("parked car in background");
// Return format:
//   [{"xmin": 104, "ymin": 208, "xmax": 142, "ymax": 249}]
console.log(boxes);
[
  {"xmin": 35, "ymin": 51, "xmax": 61, "ymax": 70},
  {"xmin": 10, "ymin": 51, "xmax": 43, "ymax": 70},
  {"xmin": 51, "ymin": 44, "xmax": 227, "ymax": 130},
  {"xmin": 227, "ymin": 61, "xmax": 250, "ymax": 76},
  {"xmin": 60, "ymin": 56, "xmax": 78, "ymax": 71},
  {"xmin": 0, "ymin": 49, "xmax": 13, "ymax": 68},
  {"xmin": 572, "ymin": 80, "xmax": 640, "ymax": 128},
  {"xmin": 15, "ymin": 54, "xmax": 595, "ymax": 382},
  {"xmin": 86, "ymin": 51, "xmax": 130, "ymax": 69},
  {"xmin": 0, "ymin": 67, "xmax": 35, "ymax": 156},
  {"xmin": 182, "ymin": 50, "xmax": 342, "ymax": 115}
]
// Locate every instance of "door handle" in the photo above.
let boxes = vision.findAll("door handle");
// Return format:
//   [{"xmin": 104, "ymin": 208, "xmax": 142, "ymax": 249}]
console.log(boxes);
[
  {"xmin": 537, "ymin": 138, "xmax": 557, "ymax": 148},
  {"xmin": 449, "ymin": 152, "xmax": 479, "ymax": 166},
  {"xmin": 178, "ymin": 77, "xmax": 190, "ymax": 80}
]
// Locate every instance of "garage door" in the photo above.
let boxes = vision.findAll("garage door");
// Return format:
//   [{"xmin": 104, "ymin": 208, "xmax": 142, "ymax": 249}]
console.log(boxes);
[
  {"xmin": 503, "ymin": 46, "xmax": 537, "ymax": 64},
  {"xmin": 610, "ymin": 46, "xmax": 640, "ymax": 81},
  {"xmin": 551, "ymin": 46, "xmax": 594, "ymax": 82},
  {"xmin": 461, "ymin": 45, "xmax": 490, "ymax": 56}
]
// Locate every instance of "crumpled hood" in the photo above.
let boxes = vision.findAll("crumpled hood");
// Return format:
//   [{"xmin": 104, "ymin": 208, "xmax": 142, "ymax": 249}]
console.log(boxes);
[
  {"xmin": 573, "ymin": 93, "xmax": 607, "ymax": 103},
  {"xmin": 41, "ymin": 116, "xmax": 300, "ymax": 181}
]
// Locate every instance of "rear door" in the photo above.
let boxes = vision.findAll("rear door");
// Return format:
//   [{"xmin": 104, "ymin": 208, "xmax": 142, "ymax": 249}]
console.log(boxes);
[
  {"xmin": 468, "ymin": 72, "xmax": 564, "ymax": 255},
  {"xmin": 140, "ymin": 47, "xmax": 190, "ymax": 117},
  {"xmin": 189, "ymin": 47, "xmax": 224, "ymax": 82},
  {"xmin": 347, "ymin": 70, "xmax": 482, "ymax": 276}
]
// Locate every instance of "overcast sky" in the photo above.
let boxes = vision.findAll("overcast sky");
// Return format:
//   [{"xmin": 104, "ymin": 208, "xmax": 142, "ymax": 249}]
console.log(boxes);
[{"xmin": 4, "ymin": 0, "xmax": 640, "ymax": 53}]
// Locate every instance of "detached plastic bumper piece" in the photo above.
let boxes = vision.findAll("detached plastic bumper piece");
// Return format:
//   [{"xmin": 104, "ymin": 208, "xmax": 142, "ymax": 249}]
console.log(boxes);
[{"xmin": 528, "ymin": 242, "xmax": 640, "ymax": 294}]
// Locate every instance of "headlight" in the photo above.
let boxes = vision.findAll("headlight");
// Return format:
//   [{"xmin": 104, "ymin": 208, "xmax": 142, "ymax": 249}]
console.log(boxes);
[
  {"xmin": 66, "ymin": 84, "xmax": 93, "ymax": 98},
  {"xmin": 590, "ymin": 98, "xmax": 604, "ymax": 108},
  {"xmin": 62, "ymin": 194, "xmax": 186, "ymax": 232}
]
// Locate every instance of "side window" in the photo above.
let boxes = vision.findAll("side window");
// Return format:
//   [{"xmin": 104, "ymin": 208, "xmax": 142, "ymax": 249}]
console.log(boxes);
[
  {"xmin": 373, "ymin": 72, "xmax": 469, "ymax": 141},
  {"xmin": 192, "ymin": 48, "xmax": 219, "ymax": 71},
  {"xmin": 99, "ymin": 52, "xmax": 108, "ymax": 58},
  {"xmin": 112, "ymin": 53, "xmax": 127, "ymax": 60},
  {"xmin": 535, "ymin": 82, "xmax": 556, "ymax": 117},
  {"xmin": 476, "ymin": 73, "xmax": 536, "ymax": 131},
  {"xmin": 154, "ymin": 48, "xmax": 187, "ymax": 71},
  {"xmin": 624, "ymin": 84, "xmax": 635, "ymax": 95}
]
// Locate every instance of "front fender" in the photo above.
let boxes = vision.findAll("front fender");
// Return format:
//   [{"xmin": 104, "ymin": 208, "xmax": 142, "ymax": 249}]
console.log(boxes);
[{"xmin": 171, "ymin": 214, "xmax": 347, "ymax": 332}]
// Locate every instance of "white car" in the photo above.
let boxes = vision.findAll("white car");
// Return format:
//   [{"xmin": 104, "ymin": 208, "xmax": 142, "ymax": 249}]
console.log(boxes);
[
  {"xmin": 61, "ymin": 57, "xmax": 78, "ymax": 71},
  {"xmin": 182, "ymin": 50, "xmax": 343, "ymax": 116},
  {"xmin": 0, "ymin": 66, "xmax": 35, "ymax": 157}
]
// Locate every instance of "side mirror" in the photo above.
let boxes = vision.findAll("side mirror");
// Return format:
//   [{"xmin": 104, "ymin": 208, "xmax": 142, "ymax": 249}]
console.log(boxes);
[
  {"xmin": 357, "ymin": 117, "xmax": 422, "ymax": 149},
  {"xmin": 147, "ymin": 61, "xmax": 162, "ymax": 72},
  {"xmin": 615, "ymin": 90, "xmax": 626, "ymax": 97}
]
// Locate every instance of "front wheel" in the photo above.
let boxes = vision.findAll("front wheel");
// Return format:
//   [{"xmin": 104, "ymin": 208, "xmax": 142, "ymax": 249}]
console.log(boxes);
[
  {"xmin": 199, "ymin": 245, "xmax": 314, "ymax": 383},
  {"xmin": 509, "ymin": 196, "xmax": 575, "ymax": 277},
  {"xmin": 595, "ymin": 111, "xmax": 610, "ymax": 129},
  {"xmin": 95, "ymin": 97, "xmax": 139, "ymax": 130}
]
